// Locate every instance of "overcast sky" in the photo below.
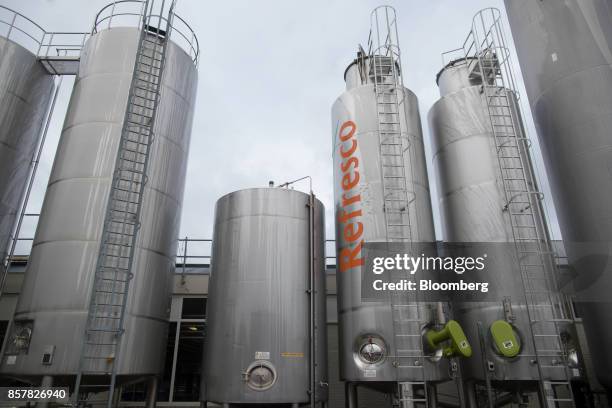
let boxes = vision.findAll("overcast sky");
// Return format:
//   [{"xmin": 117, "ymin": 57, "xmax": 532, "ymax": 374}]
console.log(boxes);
[{"xmin": 3, "ymin": 0, "xmax": 562, "ymax": 257}]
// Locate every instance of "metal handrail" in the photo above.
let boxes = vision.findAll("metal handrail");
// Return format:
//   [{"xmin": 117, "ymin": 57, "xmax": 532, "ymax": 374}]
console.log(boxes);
[
  {"xmin": 0, "ymin": 5, "xmax": 89, "ymax": 57},
  {"xmin": 8, "ymin": 225, "xmax": 337, "ymax": 269},
  {"xmin": 175, "ymin": 238, "xmax": 337, "ymax": 267},
  {"xmin": 92, "ymin": 0, "xmax": 199, "ymax": 66},
  {"xmin": 0, "ymin": 5, "xmax": 45, "ymax": 52}
]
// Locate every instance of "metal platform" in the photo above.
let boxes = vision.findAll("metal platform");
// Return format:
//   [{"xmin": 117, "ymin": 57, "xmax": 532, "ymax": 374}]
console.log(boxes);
[{"xmin": 38, "ymin": 55, "xmax": 80, "ymax": 75}]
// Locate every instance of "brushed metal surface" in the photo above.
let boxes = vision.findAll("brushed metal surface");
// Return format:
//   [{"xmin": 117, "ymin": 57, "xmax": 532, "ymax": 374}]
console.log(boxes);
[
  {"xmin": 0, "ymin": 36, "xmax": 54, "ymax": 265},
  {"xmin": 504, "ymin": 0, "xmax": 612, "ymax": 390},
  {"xmin": 202, "ymin": 188, "xmax": 328, "ymax": 404},
  {"xmin": 332, "ymin": 62, "xmax": 448, "ymax": 383},
  {"xmin": 1, "ymin": 27, "xmax": 197, "ymax": 378},
  {"xmin": 429, "ymin": 62, "xmax": 561, "ymax": 382}
]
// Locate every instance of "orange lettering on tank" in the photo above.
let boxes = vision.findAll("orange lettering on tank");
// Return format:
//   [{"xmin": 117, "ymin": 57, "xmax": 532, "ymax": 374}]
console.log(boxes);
[{"xmin": 337, "ymin": 120, "xmax": 364, "ymax": 272}]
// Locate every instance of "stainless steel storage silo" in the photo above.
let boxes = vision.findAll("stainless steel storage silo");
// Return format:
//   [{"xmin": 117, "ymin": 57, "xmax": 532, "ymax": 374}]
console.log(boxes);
[
  {"xmin": 0, "ymin": 10, "xmax": 55, "ymax": 268},
  {"xmin": 331, "ymin": 8, "xmax": 451, "ymax": 405},
  {"xmin": 429, "ymin": 8, "xmax": 575, "ymax": 405},
  {"xmin": 0, "ymin": 4, "xmax": 198, "ymax": 387},
  {"xmin": 202, "ymin": 187, "xmax": 328, "ymax": 407},
  {"xmin": 504, "ymin": 0, "xmax": 612, "ymax": 393},
  {"xmin": 430, "ymin": 59, "xmax": 549, "ymax": 383},
  {"xmin": 333, "ymin": 54, "xmax": 445, "ymax": 380}
]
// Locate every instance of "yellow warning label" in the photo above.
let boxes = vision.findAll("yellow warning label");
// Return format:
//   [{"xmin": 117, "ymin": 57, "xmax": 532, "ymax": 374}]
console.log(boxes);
[{"xmin": 281, "ymin": 352, "xmax": 304, "ymax": 358}]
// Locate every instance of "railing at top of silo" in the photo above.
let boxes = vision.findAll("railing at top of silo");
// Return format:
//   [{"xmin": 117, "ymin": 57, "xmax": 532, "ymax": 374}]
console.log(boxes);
[
  {"xmin": 92, "ymin": 0, "xmax": 200, "ymax": 66},
  {"xmin": 440, "ymin": 8, "xmax": 519, "ymax": 96},
  {"xmin": 0, "ymin": 5, "xmax": 89, "ymax": 58}
]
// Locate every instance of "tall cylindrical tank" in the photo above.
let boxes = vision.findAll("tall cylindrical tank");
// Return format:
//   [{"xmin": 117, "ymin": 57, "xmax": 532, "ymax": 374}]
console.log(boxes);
[
  {"xmin": 202, "ymin": 188, "xmax": 328, "ymax": 406},
  {"xmin": 504, "ymin": 0, "xmax": 612, "ymax": 391},
  {"xmin": 0, "ymin": 22, "xmax": 54, "ymax": 265},
  {"xmin": 0, "ymin": 22, "xmax": 197, "ymax": 380},
  {"xmin": 429, "ymin": 59, "xmax": 561, "ymax": 384},
  {"xmin": 332, "ymin": 55, "xmax": 447, "ymax": 385}
]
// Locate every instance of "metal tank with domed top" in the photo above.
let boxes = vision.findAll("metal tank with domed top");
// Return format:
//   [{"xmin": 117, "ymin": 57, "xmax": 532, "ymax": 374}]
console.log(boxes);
[
  {"xmin": 332, "ymin": 6, "xmax": 471, "ymax": 407},
  {"xmin": 429, "ymin": 8, "xmax": 576, "ymax": 407}
]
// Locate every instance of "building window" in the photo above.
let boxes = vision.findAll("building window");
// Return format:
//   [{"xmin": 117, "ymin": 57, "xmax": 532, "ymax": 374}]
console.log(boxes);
[
  {"xmin": 0, "ymin": 321, "xmax": 9, "ymax": 350},
  {"xmin": 157, "ymin": 321, "xmax": 177, "ymax": 401},
  {"xmin": 181, "ymin": 297, "xmax": 206, "ymax": 319},
  {"xmin": 121, "ymin": 381, "xmax": 146, "ymax": 402},
  {"xmin": 173, "ymin": 322, "xmax": 205, "ymax": 401},
  {"xmin": 120, "ymin": 297, "xmax": 207, "ymax": 404}
]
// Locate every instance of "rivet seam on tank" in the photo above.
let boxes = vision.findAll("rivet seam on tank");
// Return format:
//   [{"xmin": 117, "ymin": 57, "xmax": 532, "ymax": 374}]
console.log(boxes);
[{"xmin": 336, "ymin": 120, "xmax": 364, "ymax": 273}]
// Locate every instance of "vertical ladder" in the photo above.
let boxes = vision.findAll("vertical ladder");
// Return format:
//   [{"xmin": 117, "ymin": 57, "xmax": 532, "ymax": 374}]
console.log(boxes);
[
  {"xmin": 469, "ymin": 8, "xmax": 575, "ymax": 408},
  {"xmin": 369, "ymin": 6, "xmax": 428, "ymax": 407},
  {"xmin": 73, "ymin": 1, "xmax": 175, "ymax": 406}
]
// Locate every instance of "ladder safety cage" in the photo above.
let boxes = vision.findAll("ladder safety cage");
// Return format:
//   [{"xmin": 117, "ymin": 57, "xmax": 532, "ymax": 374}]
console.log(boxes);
[
  {"xmin": 462, "ymin": 8, "xmax": 575, "ymax": 407},
  {"xmin": 368, "ymin": 6, "xmax": 428, "ymax": 404},
  {"xmin": 73, "ymin": 1, "xmax": 177, "ymax": 406}
]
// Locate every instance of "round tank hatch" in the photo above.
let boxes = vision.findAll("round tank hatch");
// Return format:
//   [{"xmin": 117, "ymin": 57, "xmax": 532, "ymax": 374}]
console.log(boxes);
[
  {"xmin": 359, "ymin": 342, "xmax": 384, "ymax": 364},
  {"xmin": 244, "ymin": 361, "xmax": 277, "ymax": 391},
  {"xmin": 354, "ymin": 334, "xmax": 387, "ymax": 366}
]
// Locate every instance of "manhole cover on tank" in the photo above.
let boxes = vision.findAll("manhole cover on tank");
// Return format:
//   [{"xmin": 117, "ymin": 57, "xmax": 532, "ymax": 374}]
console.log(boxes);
[{"xmin": 245, "ymin": 362, "xmax": 276, "ymax": 391}]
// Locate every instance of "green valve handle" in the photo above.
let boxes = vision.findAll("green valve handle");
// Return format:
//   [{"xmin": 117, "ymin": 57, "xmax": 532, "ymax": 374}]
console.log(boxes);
[
  {"xmin": 426, "ymin": 320, "xmax": 472, "ymax": 358},
  {"xmin": 490, "ymin": 320, "xmax": 520, "ymax": 358}
]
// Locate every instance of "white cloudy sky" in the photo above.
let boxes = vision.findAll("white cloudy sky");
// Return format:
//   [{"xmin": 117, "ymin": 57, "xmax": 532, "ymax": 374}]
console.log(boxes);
[{"xmin": 3, "ymin": 0, "xmax": 562, "ymax": 253}]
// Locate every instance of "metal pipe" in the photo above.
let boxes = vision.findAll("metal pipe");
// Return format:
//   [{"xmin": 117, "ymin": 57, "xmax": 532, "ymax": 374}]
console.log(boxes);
[
  {"xmin": 398, "ymin": 382, "xmax": 415, "ymax": 408},
  {"xmin": 309, "ymin": 189, "xmax": 316, "ymax": 408},
  {"xmin": 0, "ymin": 75, "xmax": 62, "ymax": 301},
  {"xmin": 345, "ymin": 382, "xmax": 358, "ymax": 408},
  {"xmin": 477, "ymin": 322, "xmax": 494, "ymax": 408},
  {"xmin": 464, "ymin": 380, "xmax": 478, "ymax": 408},
  {"xmin": 112, "ymin": 385, "xmax": 122, "ymax": 407},
  {"xmin": 276, "ymin": 175, "xmax": 317, "ymax": 407},
  {"xmin": 168, "ymin": 322, "xmax": 180, "ymax": 401},
  {"xmin": 427, "ymin": 383, "xmax": 438, "ymax": 408},
  {"xmin": 181, "ymin": 236, "xmax": 187, "ymax": 284},
  {"xmin": 145, "ymin": 376, "xmax": 158, "ymax": 408},
  {"xmin": 436, "ymin": 301, "xmax": 446, "ymax": 325},
  {"xmin": 38, "ymin": 375, "xmax": 53, "ymax": 408}
]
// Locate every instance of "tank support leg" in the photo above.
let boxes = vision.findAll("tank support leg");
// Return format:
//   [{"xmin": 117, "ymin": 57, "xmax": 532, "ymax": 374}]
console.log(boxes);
[
  {"xmin": 464, "ymin": 381, "xmax": 477, "ymax": 408},
  {"xmin": 38, "ymin": 375, "xmax": 53, "ymax": 408},
  {"xmin": 427, "ymin": 383, "xmax": 438, "ymax": 408},
  {"xmin": 112, "ymin": 385, "xmax": 122, "ymax": 407},
  {"xmin": 291, "ymin": 404, "xmax": 299, "ymax": 408},
  {"xmin": 145, "ymin": 376, "xmax": 158, "ymax": 408},
  {"xmin": 345, "ymin": 382, "xmax": 358, "ymax": 408},
  {"xmin": 398, "ymin": 382, "xmax": 415, "ymax": 408}
]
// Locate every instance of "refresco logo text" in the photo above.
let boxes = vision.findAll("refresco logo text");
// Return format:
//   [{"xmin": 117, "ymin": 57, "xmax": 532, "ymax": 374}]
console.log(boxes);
[{"xmin": 337, "ymin": 120, "xmax": 364, "ymax": 273}]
